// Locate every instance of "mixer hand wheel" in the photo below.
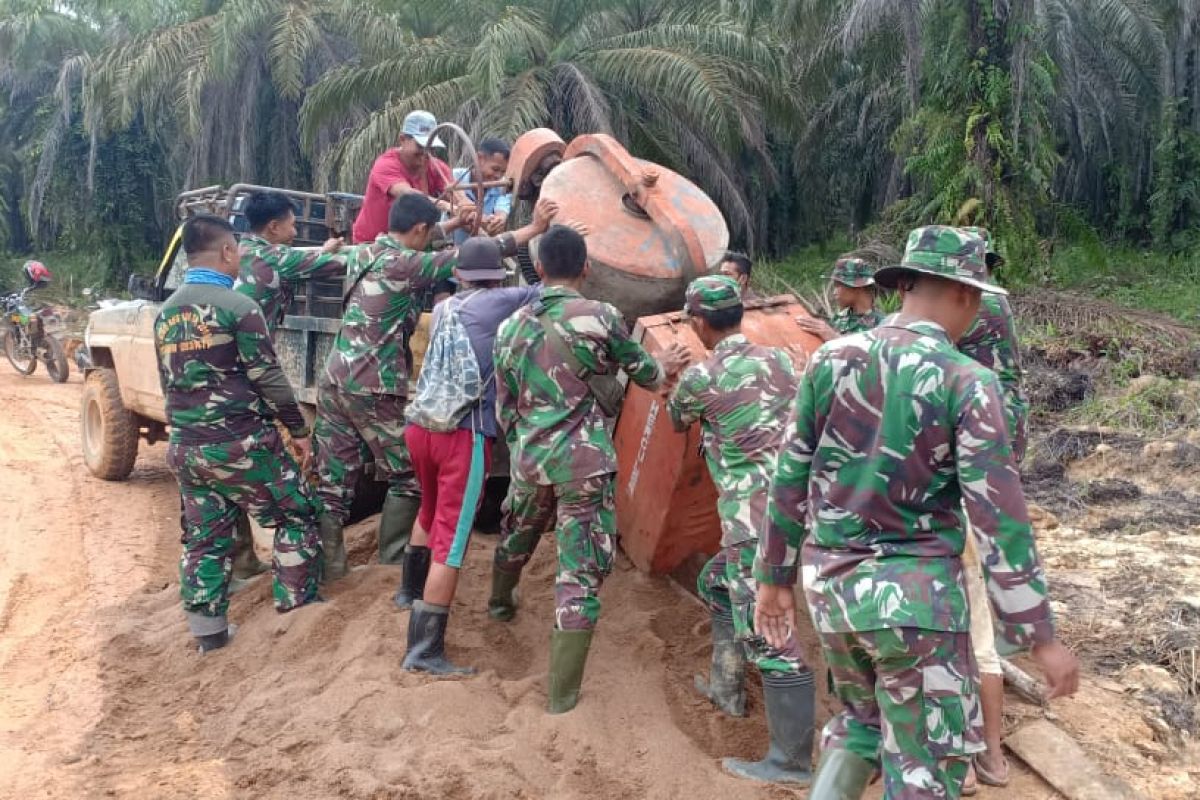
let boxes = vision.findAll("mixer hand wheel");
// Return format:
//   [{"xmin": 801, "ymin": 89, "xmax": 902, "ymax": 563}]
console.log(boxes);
[{"xmin": 428, "ymin": 122, "xmax": 487, "ymax": 238}]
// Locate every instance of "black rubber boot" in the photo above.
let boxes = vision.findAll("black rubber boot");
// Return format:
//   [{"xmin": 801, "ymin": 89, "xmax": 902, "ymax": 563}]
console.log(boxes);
[
  {"xmin": 723, "ymin": 669, "xmax": 816, "ymax": 785},
  {"xmin": 393, "ymin": 545, "xmax": 431, "ymax": 610},
  {"xmin": 187, "ymin": 618, "xmax": 236, "ymax": 652},
  {"xmin": 694, "ymin": 610, "xmax": 746, "ymax": 717},
  {"xmin": 378, "ymin": 493, "xmax": 419, "ymax": 565},
  {"xmin": 231, "ymin": 513, "xmax": 268, "ymax": 580},
  {"xmin": 487, "ymin": 566, "xmax": 521, "ymax": 621},
  {"xmin": 548, "ymin": 629, "xmax": 593, "ymax": 714},
  {"xmin": 319, "ymin": 515, "xmax": 348, "ymax": 583},
  {"xmin": 402, "ymin": 601, "xmax": 474, "ymax": 675},
  {"xmin": 806, "ymin": 746, "xmax": 875, "ymax": 800}
]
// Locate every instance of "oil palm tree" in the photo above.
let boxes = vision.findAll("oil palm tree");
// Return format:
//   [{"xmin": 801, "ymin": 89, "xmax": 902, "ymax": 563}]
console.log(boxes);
[
  {"xmin": 86, "ymin": 0, "xmax": 346, "ymax": 189},
  {"xmin": 300, "ymin": 0, "xmax": 791, "ymax": 247}
]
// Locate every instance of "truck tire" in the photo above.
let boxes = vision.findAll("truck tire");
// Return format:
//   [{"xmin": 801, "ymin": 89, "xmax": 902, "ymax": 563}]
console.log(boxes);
[{"xmin": 81, "ymin": 368, "xmax": 139, "ymax": 480}]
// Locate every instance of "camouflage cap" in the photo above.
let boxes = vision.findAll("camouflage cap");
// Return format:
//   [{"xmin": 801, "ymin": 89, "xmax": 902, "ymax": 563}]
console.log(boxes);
[
  {"xmin": 830, "ymin": 257, "xmax": 876, "ymax": 287},
  {"xmin": 957, "ymin": 225, "xmax": 1006, "ymax": 269},
  {"xmin": 875, "ymin": 225, "xmax": 1007, "ymax": 295},
  {"xmin": 685, "ymin": 275, "xmax": 742, "ymax": 315}
]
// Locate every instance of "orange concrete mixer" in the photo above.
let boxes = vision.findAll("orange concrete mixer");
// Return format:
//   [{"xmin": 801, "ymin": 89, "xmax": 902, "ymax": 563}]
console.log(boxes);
[
  {"xmin": 503, "ymin": 129, "xmax": 825, "ymax": 575},
  {"xmin": 514, "ymin": 132, "xmax": 729, "ymax": 320}
]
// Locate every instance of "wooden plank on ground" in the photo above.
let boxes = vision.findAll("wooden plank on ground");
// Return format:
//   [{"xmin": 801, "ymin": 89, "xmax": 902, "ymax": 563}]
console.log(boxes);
[{"xmin": 1006, "ymin": 719, "xmax": 1137, "ymax": 800}]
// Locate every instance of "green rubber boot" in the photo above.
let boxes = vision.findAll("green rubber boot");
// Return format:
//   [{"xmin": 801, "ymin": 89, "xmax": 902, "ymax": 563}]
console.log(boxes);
[
  {"xmin": 548, "ymin": 629, "xmax": 593, "ymax": 714},
  {"xmin": 806, "ymin": 746, "xmax": 875, "ymax": 800},
  {"xmin": 319, "ymin": 515, "xmax": 348, "ymax": 583},
  {"xmin": 487, "ymin": 567, "xmax": 521, "ymax": 621},
  {"xmin": 694, "ymin": 610, "xmax": 746, "ymax": 717},
  {"xmin": 231, "ymin": 513, "xmax": 268, "ymax": 580},
  {"xmin": 722, "ymin": 670, "xmax": 814, "ymax": 785},
  {"xmin": 378, "ymin": 493, "xmax": 419, "ymax": 565}
]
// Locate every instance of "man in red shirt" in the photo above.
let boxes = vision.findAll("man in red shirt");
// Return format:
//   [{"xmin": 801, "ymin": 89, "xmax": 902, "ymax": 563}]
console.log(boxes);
[{"xmin": 352, "ymin": 110, "xmax": 465, "ymax": 243}]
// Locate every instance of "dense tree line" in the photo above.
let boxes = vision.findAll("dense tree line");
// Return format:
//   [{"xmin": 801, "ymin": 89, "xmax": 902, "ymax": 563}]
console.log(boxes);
[{"xmin": 0, "ymin": 0, "xmax": 1197, "ymax": 284}]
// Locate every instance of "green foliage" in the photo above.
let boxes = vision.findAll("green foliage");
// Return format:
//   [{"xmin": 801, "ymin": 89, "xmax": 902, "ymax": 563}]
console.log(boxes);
[
  {"xmin": 1149, "ymin": 101, "xmax": 1200, "ymax": 251},
  {"xmin": 0, "ymin": 249, "xmax": 154, "ymax": 303},
  {"xmin": 755, "ymin": 237, "xmax": 856, "ymax": 297},
  {"xmin": 0, "ymin": 0, "xmax": 1199, "ymax": 290},
  {"xmin": 1068, "ymin": 376, "xmax": 1200, "ymax": 435},
  {"xmin": 1046, "ymin": 243, "xmax": 1200, "ymax": 324}
]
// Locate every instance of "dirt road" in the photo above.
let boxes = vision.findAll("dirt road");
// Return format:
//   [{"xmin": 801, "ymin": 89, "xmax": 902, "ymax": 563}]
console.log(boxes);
[
  {"xmin": 0, "ymin": 368, "xmax": 1190, "ymax": 799},
  {"xmin": 0, "ymin": 368, "xmax": 179, "ymax": 796}
]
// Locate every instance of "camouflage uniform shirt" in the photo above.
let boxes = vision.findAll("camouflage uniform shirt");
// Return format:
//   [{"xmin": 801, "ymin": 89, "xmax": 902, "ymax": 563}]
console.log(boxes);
[
  {"xmin": 323, "ymin": 234, "xmax": 515, "ymax": 396},
  {"xmin": 667, "ymin": 334, "xmax": 796, "ymax": 546},
  {"xmin": 234, "ymin": 233, "xmax": 345, "ymax": 336},
  {"xmin": 831, "ymin": 307, "xmax": 884, "ymax": 335},
  {"xmin": 755, "ymin": 314, "xmax": 1054, "ymax": 649},
  {"xmin": 494, "ymin": 286, "xmax": 664, "ymax": 485},
  {"xmin": 156, "ymin": 281, "xmax": 307, "ymax": 445},
  {"xmin": 958, "ymin": 293, "xmax": 1029, "ymax": 461}
]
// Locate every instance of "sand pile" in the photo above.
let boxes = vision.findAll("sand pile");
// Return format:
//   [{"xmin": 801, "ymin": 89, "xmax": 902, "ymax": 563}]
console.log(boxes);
[{"xmin": 76, "ymin": 520, "xmax": 793, "ymax": 800}]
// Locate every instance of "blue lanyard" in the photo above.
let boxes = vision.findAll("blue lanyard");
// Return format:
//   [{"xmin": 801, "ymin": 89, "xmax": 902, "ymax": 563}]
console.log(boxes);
[{"xmin": 184, "ymin": 268, "xmax": 235, "ymax": 288}]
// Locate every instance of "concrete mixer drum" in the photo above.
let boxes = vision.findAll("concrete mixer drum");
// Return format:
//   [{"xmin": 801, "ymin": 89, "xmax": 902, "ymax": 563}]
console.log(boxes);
[{"xmin": 536, "ymin": 134, "xmax": 730, "ymax": 320}]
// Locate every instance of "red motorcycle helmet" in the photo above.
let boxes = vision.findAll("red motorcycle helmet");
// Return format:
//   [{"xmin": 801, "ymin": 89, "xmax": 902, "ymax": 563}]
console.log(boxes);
[{"xmin": 23, "ymin": 260, "xmax": 51, "ymax": 289}]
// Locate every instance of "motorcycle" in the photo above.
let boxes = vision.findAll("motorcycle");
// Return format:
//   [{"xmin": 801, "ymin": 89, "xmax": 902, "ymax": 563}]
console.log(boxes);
[{"xmin": 1, "ymin": 287, "xmax": 70, "ymax": 382}]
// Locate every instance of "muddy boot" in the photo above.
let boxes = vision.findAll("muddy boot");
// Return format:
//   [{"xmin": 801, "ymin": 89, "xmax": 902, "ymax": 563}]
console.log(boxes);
[
  {"xmin": 231, "ymin": 513, "xmax": 268, "ymax": 580},
  {"xmin": 723, "ymin": 669, "xmax": 815, "ymax": 785},
  {"xmin": 805, "ymin": 746, "xmax": 874, "ymax": 800},
  {"xmin": 487, "ymin": 566, "xmax": 521, "ymax": 621},
  {"xmin": 548, "ymin": 628, "xmax": 593, "ymax": 714},
  {"xmin": 401, "ymin": 600, "xmax": 474, "ymax": 675},
  {"xmin": 378, "ymin": 493, "xmax": 419, "ymax": 565},
  {"xmin": 196, "ymin": 624, "xmax": 237, "ymax": 654},
  {"xmin": 694, "ymin": 610, "xmax": 746, "ymax": 717},
  {"xmin": 393, "ymin": 545, "xmax": 431, "ymax": 610},
  {"xmin": 187, "ymin": 612, "xmax": 236, "ymax": 654},
  {"xmin": 319, "ymin": 515, "xmax": 348, "ymax": 583}
]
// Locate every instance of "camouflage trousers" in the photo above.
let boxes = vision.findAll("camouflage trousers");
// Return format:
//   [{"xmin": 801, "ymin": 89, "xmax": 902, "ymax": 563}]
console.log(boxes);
[
  {"xmin": 493, "ymin": 474, "xmax": 616, "ymax": 631},
  {"xmin": 698, "ymin": 541, "xmax": 809, "ymax": 676},
  {"xmin": 312, "ymin": 387, "xmax": 419, "ymax": 522},
  {"xmin": 820, "ymin": 627, "xmax": 984, "ymax": 800},
  {"xmin": 168, "ymin": 426, "xmax": 322, "ymax": 619}
]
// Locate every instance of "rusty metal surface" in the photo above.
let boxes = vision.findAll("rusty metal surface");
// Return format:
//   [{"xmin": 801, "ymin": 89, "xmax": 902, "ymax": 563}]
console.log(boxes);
[
  {"xmin": 615, "ymin": 296, "xmax": 822, "ymax": 574},
  {"xmin": 507, "ymin": 128, "xmax": 566, "ymax": 202},
  {"xmin": 539, "ymin": 135, "xmax": 728, "ymax": 320}
]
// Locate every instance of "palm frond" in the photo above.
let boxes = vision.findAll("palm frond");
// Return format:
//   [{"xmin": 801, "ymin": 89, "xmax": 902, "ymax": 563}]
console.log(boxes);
[
  {"xmin": 468, "ymin": 8, "xmax": 553, "ymax": 103},
  {"xmin": 319, "ymin": 75, "xmax": 476, "ymax": 190},
  {"xmin": 550, "ymin": 61, "xmax": 613, "ymax": 134}
]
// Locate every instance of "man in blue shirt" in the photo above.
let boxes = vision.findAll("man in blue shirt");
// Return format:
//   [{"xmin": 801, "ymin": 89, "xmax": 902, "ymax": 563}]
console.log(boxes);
[{"xmin": 451, "ymin": 138, "xmax": 512, "ymax": 245}]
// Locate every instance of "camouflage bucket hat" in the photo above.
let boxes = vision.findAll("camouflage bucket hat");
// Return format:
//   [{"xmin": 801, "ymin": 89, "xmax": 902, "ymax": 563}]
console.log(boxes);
[
  {"xmin": 685, "ymin": 275, "xmax": 742, "ymax": 315},
  {"xmin": 874, "ymin": 225, "xmax": 1007, "ymax": 295},
  {"xmin": 830, "ymin": 257, "xmax": 876, "ymax": 287},
  {"xmin": 957, "ymin": 225, "xmax": 1006, "ymax": 269}
]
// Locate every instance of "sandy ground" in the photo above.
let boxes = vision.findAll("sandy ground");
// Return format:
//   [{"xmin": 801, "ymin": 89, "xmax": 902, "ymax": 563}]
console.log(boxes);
[{"xmin": 0, "ymin": 368, "xmax": 1194, "ymax": 799}]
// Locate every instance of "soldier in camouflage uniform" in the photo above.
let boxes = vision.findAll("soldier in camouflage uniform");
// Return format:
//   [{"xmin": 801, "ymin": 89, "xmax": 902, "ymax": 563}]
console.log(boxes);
[
  {"xmin": 666, "ymin": 275, "xmax": 813, "ymax": 786},
  {"xmin": 955, "ymin": 227, "xmax": 1028, "ymax": 463},
  {"xmin": 204, "ymin": 191, "xmax": 346, "ymax": 583},
  {"xmin": 795, "ymin": 256, "xmax": 884, "ymax": 342},
  {"xmin": 235, "ymin": 190, "xmax": 346, "ymax": 336},
  {"xmin": 755, "ymin": 226, "xmax": 1079, "ymax": 799},
  {"xmin": 312, "ymin": 194, "xmax": 552, "ymax": 581},
  {"xmin": 155, "ymin": 214, "xmax": 322, "ymax": 653},
  {"xmin": 489, "ymin": 224, "xmax": 688, "ymax": 714},
  {"xmin": 954, "ymin": 226, "xmax": 1028, "ymax": 792}
]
